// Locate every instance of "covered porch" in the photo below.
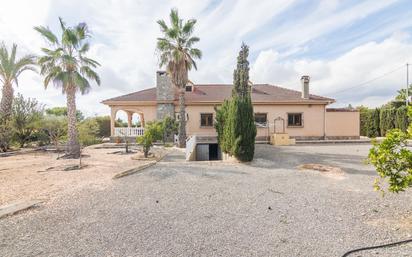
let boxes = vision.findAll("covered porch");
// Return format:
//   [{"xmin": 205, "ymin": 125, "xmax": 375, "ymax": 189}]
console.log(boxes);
[{"xmin": 110, "ymin": 106, "xmax": 146, "ymax": 137}]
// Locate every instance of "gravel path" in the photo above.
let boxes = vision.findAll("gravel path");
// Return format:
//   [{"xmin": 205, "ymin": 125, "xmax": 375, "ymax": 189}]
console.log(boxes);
[{"xmin": 1, "ymin": 144, "xmax": 412, "ymax": 257}]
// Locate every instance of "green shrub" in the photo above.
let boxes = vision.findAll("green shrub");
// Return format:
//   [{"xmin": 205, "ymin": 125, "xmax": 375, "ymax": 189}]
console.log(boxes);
[
  {"xmin": 0, "ymin": 117, "xmax": 13, "ymax": 152},
  {"xmin": 369, "ymin": 129, "xmax": 412, "ymax": 193},
  {"xmin": 379, "ymin": 107, "xmax": 396, "ymax": 136},
  {"xmin": 94, "ymin": 116, "xmax": 111, "ymax": 138},
  {"xmin": 11, "ymin": 94, "xmax": 44, "ymax": 148},
  {"xmin": 359, "ymin": 107, "xmax": 369, "ymax": 136},
  {"xmin": 137, "ymin": 121, "xmax": 163, "ymax": 157},
  {"xmin": 395, "ymin": 106, "xmax": 409, "ymax": 132},
  {"xmin": 46, "ymin": 107, "xmax": 84, "ymax": 121},
  {"xmin": 78, "ymin": 118, "xmax": 101, "ymax": 146},
  {"xmin": 161, "ymin": 116, "xmax": 178, "ymax": 143},
  {"xmin": 38, "ymin": 115, "xmax": 67, "ymax": 147}
]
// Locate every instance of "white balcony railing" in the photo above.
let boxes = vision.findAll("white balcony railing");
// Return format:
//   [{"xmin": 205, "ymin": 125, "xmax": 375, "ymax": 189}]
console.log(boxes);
[{"xmin": 114, "ymin": 127, "xmax": 144, "ymax": 137}]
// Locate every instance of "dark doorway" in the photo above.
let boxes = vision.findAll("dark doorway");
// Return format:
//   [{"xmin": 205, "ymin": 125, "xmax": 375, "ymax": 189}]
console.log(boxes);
[{"xmin": 209, "ymin": 144, "xmax": 219, "ymax": 160}]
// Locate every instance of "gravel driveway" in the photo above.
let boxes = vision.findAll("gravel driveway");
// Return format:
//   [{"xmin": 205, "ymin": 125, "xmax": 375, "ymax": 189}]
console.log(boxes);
[{"xmin": 1, "ymin": 144, "xmax": 412, "ymax": 257}]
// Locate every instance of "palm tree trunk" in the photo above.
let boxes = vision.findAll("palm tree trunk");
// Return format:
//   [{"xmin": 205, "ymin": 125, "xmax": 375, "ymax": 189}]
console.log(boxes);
[
  {"xmin": 178, "ymin": 87, "xmax": 186, "ymax": 148},
  {"xmin": 0, "ymin": 82, "xmax": 14, "ymax": 120},
  {"xmin": 66, "ymin": 85, "xmax": 80, "ymax": 158}
]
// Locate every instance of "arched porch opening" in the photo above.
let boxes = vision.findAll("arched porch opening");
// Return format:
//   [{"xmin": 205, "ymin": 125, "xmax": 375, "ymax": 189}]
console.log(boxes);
[{"xmin": 110, "ymin": 107, "xmax": 145, "ymax": 137}]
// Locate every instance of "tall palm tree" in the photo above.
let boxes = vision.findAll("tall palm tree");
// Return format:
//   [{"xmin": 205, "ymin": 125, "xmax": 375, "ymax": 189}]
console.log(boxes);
[
  {"xmin": 0, "ymin": 43, "xmax": 36, "ymax": 120},
  {"xmin": 35, "ymin": 18, "xmax": 100, "ymax": 158},
  {"xmin": 157, "ymin": 8, "xmax": 202, "ymax": 148}
]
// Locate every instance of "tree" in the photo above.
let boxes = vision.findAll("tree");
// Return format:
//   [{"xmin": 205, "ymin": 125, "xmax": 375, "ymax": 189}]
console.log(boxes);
[
  {"xmin": 156, "ymin": 8, "xmax": 202, "ymax": 148},
  {"xmin": 137, "ymin": 121, "xmax": 163, "ymax": 158},
  {"xmin": 215, "ymin": 44, "xmax": 256, "ymax": 162},
  {"xmin": 0, "ymin": 116, "xmax": 13, "ymax": 152},
  {"xmin": 39, "ymin": 115, "xmax": 67, "ymax": 148},
  {"xmin": 35, "ymin": 18, "xmax": 101, "ymax": 158},
  {"xmin": 78, "ymin": 118, "xmax": 101, "ymax": 146},
  {"xmin": 11, "ymin": 94, "xmax": 44, "ymax": 148},
  {"xmin": 395, "ymin": 84, "xmax": 412, "ymax": 102},
  {"xmin": 395, "ymin": 105, "xmax": 409, "ymax": 132},
  {"xmin": 161, "ymin": 116, "xmax": 178, "ymax": 143},
  {"xmin": 45, "ymin": 106, "xmax": 84, "ymax": 121},
  {"xmin": 379, "ymin": 107, "xmax": 396, "ymax": 136},
  {"xmin": 94, "ymin": 116, "xmax": 111, "ymax": 138},
  {"xmin": 0, "ymin": 42, "xmax": 36, "ymax": 120}
]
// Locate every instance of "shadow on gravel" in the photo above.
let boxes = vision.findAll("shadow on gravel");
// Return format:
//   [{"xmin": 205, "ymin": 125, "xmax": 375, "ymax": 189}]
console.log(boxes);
[{"xmin": 148, "ymin": 162, "xmax": 249, "ymax": 181}]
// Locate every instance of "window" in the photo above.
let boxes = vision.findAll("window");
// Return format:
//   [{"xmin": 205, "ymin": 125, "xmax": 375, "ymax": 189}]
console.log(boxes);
[
  {"xmin": 200, "ymin": 113, "xmax": 213, "ymax": 127},
  {"xmin": 254, "ymin": 113, "xmax": 267, "ymax": 127},
  {"xmin": 185, "ymin": 85, "xmax": 193, "ymax": 92},
  {"xmin": 288, "ymin": 113, "xmax": 303, "ymax": 127}
]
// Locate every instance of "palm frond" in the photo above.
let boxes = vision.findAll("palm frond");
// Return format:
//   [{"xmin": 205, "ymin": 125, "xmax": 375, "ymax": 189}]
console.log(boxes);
[
  {"xmin": 157, "ymin": 20, "xmax": 169, "ymax": 32},
  {"xmin": 58, "ymin": 17, "xmax": 66, "ymax": 32},
  {"xmin": 74, "ymin": 71, "xmax": 91, "ymax": 95},
  {"xmin": 34, "ymin": 26, "xmax": 59, "ymax": 44},
  {"xmin": 182, "ymin": 19, "xmax": 196, "ymax": 36},
  {"xmin": 170, "ymin": 9, "xmax": 180, "ymax": 28},
  {"xmin": 80, "ymin": 66, "xmax": 100, "ymax": 85}
]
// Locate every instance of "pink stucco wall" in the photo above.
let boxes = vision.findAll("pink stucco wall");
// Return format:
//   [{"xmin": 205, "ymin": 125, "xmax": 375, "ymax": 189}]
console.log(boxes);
[
  {"xmin": 325, "ymin": 111, "xmax": 360, "ymax": 138},
  {"xmin": 110, "ymin": 103, "xmax": 360, "ymax": 139},
  {"xmin": 182, "ymin": 103, "xmax": 327, "ymax": 139}
]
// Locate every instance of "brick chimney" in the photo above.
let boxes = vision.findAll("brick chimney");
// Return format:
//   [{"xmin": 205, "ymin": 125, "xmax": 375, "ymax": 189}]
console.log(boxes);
[{"xmin": 301, "ymin": 75, "xmax": 310, "ymax": 99}]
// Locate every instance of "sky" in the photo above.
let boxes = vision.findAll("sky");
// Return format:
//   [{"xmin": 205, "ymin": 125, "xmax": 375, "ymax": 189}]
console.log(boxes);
[{"xmin": 1, "ymin": 0, "xmax": 412, "ymax": 117}]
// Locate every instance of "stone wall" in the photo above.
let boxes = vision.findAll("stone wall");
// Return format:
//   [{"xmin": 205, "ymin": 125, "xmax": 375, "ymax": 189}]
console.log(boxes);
[
  {"xmin": 156, "ymin": 71, "xmax": 175, "ymax": 119},
  {"xmin": 157, "ymin": 103, "xmax": 175, "ymax": 120}
]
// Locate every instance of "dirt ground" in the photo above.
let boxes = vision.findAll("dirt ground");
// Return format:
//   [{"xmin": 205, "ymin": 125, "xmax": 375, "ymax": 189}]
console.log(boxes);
[{"xmin": 0, "ymin": 145, "xmax": 169, "ymax": 206}]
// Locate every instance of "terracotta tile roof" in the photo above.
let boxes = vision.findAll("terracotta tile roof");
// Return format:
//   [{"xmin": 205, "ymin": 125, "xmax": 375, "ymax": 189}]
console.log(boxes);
[{"xmin": 102, "ymin": 84, "xmax": 334, "ymax": 104}]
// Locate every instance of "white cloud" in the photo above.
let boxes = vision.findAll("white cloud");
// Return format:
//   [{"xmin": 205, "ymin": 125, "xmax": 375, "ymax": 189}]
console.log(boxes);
[
  {"xmin": 250, "ymin": 33, "xmax": 412, "ymax": 108},
  {"xmin": 0, "ymin": 0, "xmax": 409, "ymax": 116}
]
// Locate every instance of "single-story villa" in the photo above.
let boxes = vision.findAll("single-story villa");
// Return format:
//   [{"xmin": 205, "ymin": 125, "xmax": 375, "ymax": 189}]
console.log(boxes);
[{"xmin": 102, "ymin": 71, "xmax": 360, "ymax": 141}]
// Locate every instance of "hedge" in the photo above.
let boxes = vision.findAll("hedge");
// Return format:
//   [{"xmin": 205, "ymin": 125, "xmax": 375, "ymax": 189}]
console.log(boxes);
[
  {"xmin": 395, "ymin": 106, "xmax": 409, "ymax": 132},
  {"xmin": 380, "ymin": 108, "xmax": 396, "ymax": 136}
]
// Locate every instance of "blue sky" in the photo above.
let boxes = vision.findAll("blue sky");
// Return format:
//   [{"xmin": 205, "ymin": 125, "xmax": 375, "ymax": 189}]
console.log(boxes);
[{"xmin": 1, "ymin": 0, "xmax": 412, "ymax": 116}]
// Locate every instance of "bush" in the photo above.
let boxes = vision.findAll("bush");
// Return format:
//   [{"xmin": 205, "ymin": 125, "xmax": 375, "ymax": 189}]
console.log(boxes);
[
  {"xmin": 78, "ymin": 118, "xmax": 101, "ymax": 146},
  {"xmin": 11, "ymin": 94, "xmax": 44, "ymax": 148},
  {"xmin": 38, "ymin": 115, "xmax": 67, "ymax": 147},
  {"xmin": 94, "ymin": 116, "xmax": 111, "ymax": 138},
  {"xmin": 395, "ymin": 106, "xmax": 409, "ymax": 132},
  {"xmin": 379, "ymin": 107, "xmax": 396, "ymax": 136},
  {"xmin": 46, "ymin": 107, "xmax": 84, "ymax": 121},
  {"xmin": 0, "ymin": 117, "xmax": 13, "ymax": 152},
  {"xmin": 359, "ymin": 107, "xmax": 369, "ymax": 136},
  {"xmin": 137, "ymin": 121, "xmax": 163, "ymax": 157},
  {"xmin": 369, "ymin": 129, "xmax": 412, "ymax": 193},
  {"xmin": 161, "ymin": 116, "xmax": 178, "ymax": 143}
]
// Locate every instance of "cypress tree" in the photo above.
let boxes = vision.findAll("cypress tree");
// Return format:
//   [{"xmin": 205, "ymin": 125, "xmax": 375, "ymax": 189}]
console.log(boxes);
[
  {"xmin": 215, "ymin": 43, "xmax": 256, "ymax": 161},
  {"xmin": 395, "ymin": 106, "xmax": 409, "ymax": 132}
]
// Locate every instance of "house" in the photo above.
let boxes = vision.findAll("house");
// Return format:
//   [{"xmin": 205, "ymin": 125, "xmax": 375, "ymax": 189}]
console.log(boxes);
[{"xmin": 102, "ymin": 71, "xmax": 360, "ymax": 142}]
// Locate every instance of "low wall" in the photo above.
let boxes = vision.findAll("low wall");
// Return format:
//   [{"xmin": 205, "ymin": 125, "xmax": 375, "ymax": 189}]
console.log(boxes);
[{"xmin": 325, "ymin": 109, "xmax": 360, "ymax": 139}]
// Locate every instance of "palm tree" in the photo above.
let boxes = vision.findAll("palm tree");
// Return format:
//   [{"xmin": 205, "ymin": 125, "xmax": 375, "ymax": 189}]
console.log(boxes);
[
  {"xmin": 35, "ymin": 18, "xmax": 100, "ymax": 158},
  {"xmin": 0, "ymin": 43, "xmax": 36, "ymax": 120},
  {"xmin": 157, "ymin": 8, "xmax": 202, "ymax": 148}
]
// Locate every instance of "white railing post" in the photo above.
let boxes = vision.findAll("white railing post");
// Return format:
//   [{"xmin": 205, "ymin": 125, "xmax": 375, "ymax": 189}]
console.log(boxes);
[{"xmin": 114, "ymin": 127, "xmax": 144, "ymax": 137}]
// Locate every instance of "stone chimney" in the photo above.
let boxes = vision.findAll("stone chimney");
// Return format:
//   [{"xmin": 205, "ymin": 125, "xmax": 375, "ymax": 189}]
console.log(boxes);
[
  {"xmin": 156, "ymin": 71, "xmax": 175, "ymax": 119},
  {"xmin": 301, "ymin": 75, "xmax": 310, "ymax": 99}
]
